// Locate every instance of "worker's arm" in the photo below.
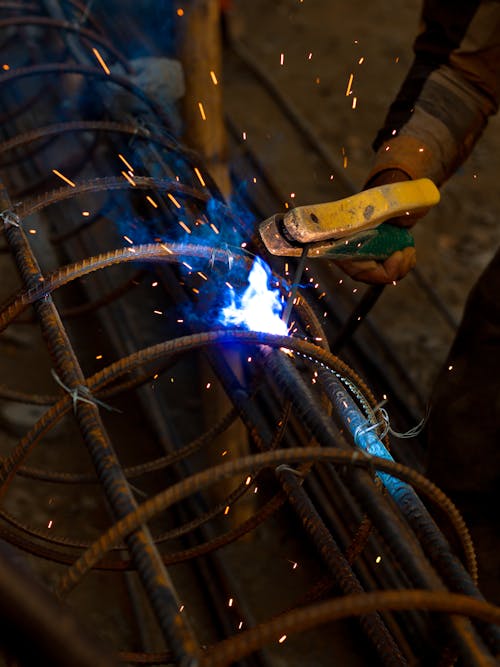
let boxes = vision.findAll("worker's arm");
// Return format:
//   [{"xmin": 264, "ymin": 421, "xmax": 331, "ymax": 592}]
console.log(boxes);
[{"xmin": 337, "ymin": 0, "xmax": 500, "ymax": 284}]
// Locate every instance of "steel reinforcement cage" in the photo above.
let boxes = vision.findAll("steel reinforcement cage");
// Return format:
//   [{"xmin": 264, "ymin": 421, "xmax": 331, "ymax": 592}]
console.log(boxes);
[{"xmin": 0, "ymin": 2, "xmax": 497, "ymax": 667}]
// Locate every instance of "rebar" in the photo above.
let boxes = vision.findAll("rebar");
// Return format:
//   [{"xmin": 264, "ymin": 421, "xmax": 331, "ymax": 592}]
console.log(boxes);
[{"xmin": 0, "ymin": 3, "xmax": 497, "ymax": 667}]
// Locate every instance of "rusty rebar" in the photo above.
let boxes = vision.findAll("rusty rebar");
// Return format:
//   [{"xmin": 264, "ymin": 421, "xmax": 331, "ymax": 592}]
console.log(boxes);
[{"xmin": 0, "ymin": 3, "xmax": 496, "ymax": 665}]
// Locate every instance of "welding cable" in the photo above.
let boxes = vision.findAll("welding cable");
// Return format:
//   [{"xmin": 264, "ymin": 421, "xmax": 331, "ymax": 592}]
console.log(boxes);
[
  {"xmin": 54, "ymin": 443, "xmax": 475, "ymax": 597},
  {"xmin": 0, "ymin": 17, "xmax": 131, "ymax": 70},
  {"xmin": 0, "ymin": 64, "xmax": 173, "ymax": 127},
  {"xmin": 201, "ymin": 589, "xmax": 500, "ymax": 667}
]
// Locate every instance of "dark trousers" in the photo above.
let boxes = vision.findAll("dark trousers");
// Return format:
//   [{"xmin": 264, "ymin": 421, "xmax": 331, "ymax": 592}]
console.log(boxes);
[
  {"xmin": 426, "ymin": 248, "xmax": 500, "ymax": 603},
  {"xmin": 426, "ymin": 247, "xmax": 500, "ymax": 500}
]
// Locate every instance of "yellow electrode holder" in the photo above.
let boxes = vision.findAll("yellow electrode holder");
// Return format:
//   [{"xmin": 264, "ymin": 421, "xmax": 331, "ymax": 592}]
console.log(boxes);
[{"xmin": 259, "ymin": 178, "xmax": 440, "ymax": 259}]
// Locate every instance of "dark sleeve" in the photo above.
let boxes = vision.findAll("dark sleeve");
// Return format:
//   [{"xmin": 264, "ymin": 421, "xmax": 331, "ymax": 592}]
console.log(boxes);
[{"xmin": 367, "ymin": 0, "xmax": 500, "ymax": 186}]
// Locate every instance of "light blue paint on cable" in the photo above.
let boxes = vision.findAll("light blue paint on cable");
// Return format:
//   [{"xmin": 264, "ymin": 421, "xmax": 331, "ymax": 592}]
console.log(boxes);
[{"xmin": 351, "ymin": 413, "xmax": 406, "ymax": 496}]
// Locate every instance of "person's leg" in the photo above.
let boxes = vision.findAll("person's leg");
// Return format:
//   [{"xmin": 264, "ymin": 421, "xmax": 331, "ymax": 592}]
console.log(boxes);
[
  {"xmin": 426, "ymin": 247, "xmax": 500, "ymax": 602},
  {"xmin": 427, "ymin": 248, "xmax": 500, "ymax": 498}
]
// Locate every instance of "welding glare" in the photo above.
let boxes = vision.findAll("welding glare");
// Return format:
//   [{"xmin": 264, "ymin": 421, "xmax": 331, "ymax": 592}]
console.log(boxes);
[{"xmin": 220, "ymin": 257, "xmax": 288, "ymax": 335}]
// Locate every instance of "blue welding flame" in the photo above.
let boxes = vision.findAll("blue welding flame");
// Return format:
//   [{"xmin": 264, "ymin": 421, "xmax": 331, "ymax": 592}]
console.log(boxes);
[{"xmin": 220, "ymin": 257, "xmax": 288, "ymax": 335}]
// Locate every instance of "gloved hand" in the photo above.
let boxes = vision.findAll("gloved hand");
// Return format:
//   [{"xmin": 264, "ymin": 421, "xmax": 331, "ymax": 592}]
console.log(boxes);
[{"xmin": 333, "ymin": 168, "xmax": 431, "ymax": 284}]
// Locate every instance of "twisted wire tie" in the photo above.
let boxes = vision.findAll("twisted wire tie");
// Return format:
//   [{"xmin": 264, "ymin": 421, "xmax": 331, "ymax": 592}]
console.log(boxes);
[
  {"xmin": 375, "ymin": 400, "xmax": 428, "ymax": 440},
  {"xmin": 354, "ymin": 400, "xmax": 428, "ymax": 446},
  {"xmin": 51, "ymin": 369, "xmax": 121, "ymax": 414},
  {"xmin": 353, "ymin": 421, "xmax": 383, "ymax": 446},
  {"xmin": 275, "ymin": 464, "xmax": 304, "ymax": 478},
  {"xmin": 0, "ymin": 209, "xmax": 20, "ymax": 228}
]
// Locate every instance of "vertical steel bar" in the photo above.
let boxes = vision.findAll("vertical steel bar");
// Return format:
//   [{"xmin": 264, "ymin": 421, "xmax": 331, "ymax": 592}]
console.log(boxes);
[
  {"xmin": 276, "ymin": 466, "xmax": 408, "ymax": 666},
  {"xmin": 0, "ymin": 184, "xmax": 199, "ymax": 666},
  {"xmin": 261, "ymin": 347, "xmax": 495, "ymax": 665}
]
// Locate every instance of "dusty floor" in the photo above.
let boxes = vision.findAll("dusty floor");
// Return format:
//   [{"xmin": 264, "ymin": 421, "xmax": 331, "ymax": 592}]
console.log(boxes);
[{"xmin": 225, "ymin": 0, "xmax": 500, "ymax": 399}]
